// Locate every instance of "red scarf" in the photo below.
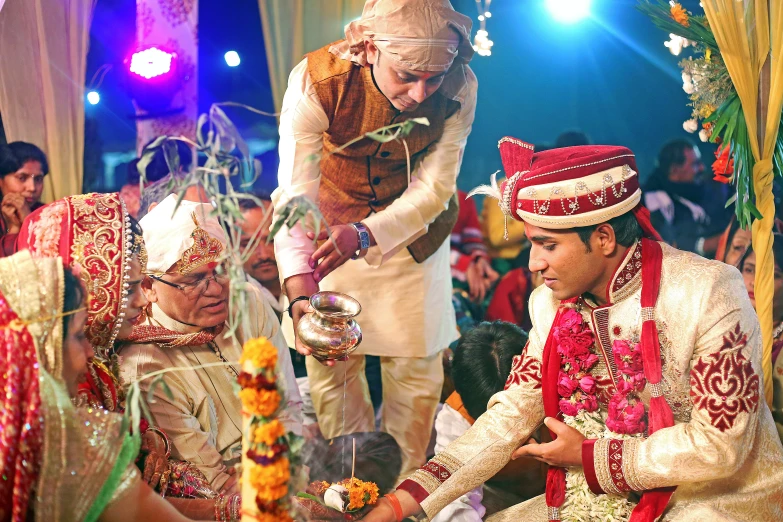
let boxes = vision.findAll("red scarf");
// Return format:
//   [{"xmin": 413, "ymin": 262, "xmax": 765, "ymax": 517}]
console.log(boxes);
[
  {"xmin": 126, "ymin": 323, "xmax": 225, "ymax": 348},
  {"xmin": 542, "ymin": 235, "xmax": 674, "ymax": 521}
]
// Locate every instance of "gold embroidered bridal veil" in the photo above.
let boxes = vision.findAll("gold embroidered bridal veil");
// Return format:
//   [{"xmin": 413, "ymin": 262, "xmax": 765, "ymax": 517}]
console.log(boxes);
[{"xmin": 0, "ymin": 251, "xmax": 138, "ymax": 522}]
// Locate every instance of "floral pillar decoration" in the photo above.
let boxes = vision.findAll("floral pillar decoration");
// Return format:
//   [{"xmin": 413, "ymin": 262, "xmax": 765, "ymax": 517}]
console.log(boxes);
[
  {"xmin": 135, "ymin": 0, "xmax": 198, "ymax": 153},
  {"xmin": 640, "ymin": 0, "xmax": 783, "ymax": 404}
]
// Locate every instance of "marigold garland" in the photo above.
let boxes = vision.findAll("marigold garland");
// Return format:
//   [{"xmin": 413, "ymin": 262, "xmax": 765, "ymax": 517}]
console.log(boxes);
[
  {"xmin": 253, "ymin": 419, "xmax": 286, "ymax": 447},
  {"xmin": 239, "ymin": 336, "xmax": 297, "ymax": 521},
  {"xmin": 240, "ymin": 336, "xmax": 278, "ymax": 369},
  {"xmin": 239, "ymin": 387, "xmax": 281, "ymax": 417}
]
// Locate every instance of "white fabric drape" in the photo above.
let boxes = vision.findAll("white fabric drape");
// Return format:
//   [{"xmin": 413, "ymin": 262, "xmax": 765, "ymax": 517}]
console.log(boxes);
[
  {"xmin": 135, "ymin": 0, "xmax": 198, "ymax": 153},
  {"xmin": 257, "ymin": 0, "xmax": 366, "ymax": 113},
  {"xmin": 0, "ymin": 0, "xmax": 95, "ymax": 200}
]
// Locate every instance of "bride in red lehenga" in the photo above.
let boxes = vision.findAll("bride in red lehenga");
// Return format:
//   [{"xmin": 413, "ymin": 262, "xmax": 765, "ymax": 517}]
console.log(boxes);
[{"xmin": 17, "ymin": 193, "xmax": 237, "ymax": 520}]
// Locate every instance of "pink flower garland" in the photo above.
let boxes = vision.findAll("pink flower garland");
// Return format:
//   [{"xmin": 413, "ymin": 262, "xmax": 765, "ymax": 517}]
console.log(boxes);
[
  {"xmin": 555, "ymin": 309, "xmax": 649, "ymax": 435},
  {"xmin": 606, "ymin": 340, "xmax": 648, "ymax": 435},
  {"xmin": 555, "ymin": 309, "xmax": 600, "ymax": 417}
]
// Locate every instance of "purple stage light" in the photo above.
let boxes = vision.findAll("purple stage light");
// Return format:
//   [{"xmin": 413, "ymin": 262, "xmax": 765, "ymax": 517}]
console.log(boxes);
[{"xmin": 129, "ymin": 47, "xmax": 176, "ymax": 80}]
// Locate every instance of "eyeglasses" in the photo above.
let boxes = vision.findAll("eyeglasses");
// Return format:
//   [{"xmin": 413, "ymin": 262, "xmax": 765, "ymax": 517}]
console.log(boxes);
[
  {"xmin": 10, "ymin": 173, "xmax": 45, "ymax": 185},
  {"xmin": 149, "ymin": 271, "xmax": 229, "ymax": 297}
]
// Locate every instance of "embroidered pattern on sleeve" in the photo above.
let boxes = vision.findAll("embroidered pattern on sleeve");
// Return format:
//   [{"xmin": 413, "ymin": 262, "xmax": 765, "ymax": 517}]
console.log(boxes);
[{"xmin": 690, "ymin": 323, "xmax": 760, "ymax": 432}]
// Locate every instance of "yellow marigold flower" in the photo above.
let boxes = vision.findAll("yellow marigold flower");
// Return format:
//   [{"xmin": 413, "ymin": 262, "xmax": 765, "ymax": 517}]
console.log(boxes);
[
  {"xmin": 670, "ymin": 3, "xmax": 689, "ymax": 27},
  {"xmin": 249, "ymin": 458, "xmax": 291, "ymax": 489},
  {"xmin": 254, "ymin": 419, "xmax": 286, "ymax": 446},
  {"xmin": 241, "ymin": 337, "xmax": 278, "ymax": 369},
  {"xmin": 239, "ymin": 388, "xmax": 281, "ymax": 417},
  {"xmin": 705, "ymin": 48, "xmax": 712, "ymax": 63}
]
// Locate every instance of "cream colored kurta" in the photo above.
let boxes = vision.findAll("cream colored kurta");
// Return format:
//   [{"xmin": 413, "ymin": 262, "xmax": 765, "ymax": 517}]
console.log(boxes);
[
  {"xmin": 272, "ymin": 59, "xmax": 477, "ymax": 357},
  {"xmin": 119, "ymin": 282, "xmax": 302, "ymax": 490},
  {"xmin": 401, "ymin": 242, "xmax": 783, "ymax": 521}
]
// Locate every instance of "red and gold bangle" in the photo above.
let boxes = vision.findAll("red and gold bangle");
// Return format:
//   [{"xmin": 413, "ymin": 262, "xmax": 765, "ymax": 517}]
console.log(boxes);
[{"xmin": 384, "ymin": 493, "xmax": 404, "ymax": 522}]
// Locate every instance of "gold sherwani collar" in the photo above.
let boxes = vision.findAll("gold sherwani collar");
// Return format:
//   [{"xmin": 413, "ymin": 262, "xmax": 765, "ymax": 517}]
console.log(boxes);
[{"xmin": 607, "ymin": 241, "xmax": 643, "ymax": 305}]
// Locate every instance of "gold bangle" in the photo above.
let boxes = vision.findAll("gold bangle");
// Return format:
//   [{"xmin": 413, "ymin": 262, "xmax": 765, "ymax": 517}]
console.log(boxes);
[{"xmin": 145, "ymin": 426, "xmax": 171, "ymax": 459}]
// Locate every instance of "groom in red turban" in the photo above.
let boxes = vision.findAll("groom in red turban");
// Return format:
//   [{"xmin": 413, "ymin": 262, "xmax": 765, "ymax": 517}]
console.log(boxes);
[{"xmin": 364, "ymin": 138, "xmax": 783, "ymax": 522}]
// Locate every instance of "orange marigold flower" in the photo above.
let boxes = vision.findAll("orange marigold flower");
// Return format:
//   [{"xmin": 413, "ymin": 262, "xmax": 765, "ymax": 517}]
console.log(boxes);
[
  {"xmin": 250, "ymin": 458, "xmax": 291, "ymax": 489},
  {"xmin": 241, "ymin": 336, "xmax": 278, "ymax": 369},
  {"xmin": 254, "ymin": 419, "xmax": 286, "ymax": 446},
  {"xmin": 240, "ymin": 388, "xmax": 281, "ymax": 417},
  {"xmin": 670, "ymin": 3, "xmax": 690, "ymax": 27},
  {"xmin": 343, "ymin": 478, "xmax": 380, "ymax": 510}
]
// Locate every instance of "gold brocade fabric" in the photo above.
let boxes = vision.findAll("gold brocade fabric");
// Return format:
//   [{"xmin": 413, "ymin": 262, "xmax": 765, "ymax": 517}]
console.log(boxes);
[
  {"xmin": 0, "ymin": 251, "xmax": 130, "ymax": 521},
  {"xmin": 406, "ymin": 243, "xmax": 783, "ymax": 521}
]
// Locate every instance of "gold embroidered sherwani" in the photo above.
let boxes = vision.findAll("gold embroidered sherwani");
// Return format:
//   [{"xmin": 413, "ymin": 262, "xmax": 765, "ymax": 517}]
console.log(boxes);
[
  {"xmin": 400, "ymin": 242, "xmax": 783, "ymax": 521},
  {"xmin": 119, "ymin": 282, "xmax": 302, "ymax": 491}
]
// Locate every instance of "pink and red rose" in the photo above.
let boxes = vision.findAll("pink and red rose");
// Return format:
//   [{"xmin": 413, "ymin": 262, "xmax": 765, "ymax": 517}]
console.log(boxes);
[
  {"xmin": 555, "ymin": 307, "xmax": 601, "ymax": 417},
  {"xmin": 606, "ymin": 394, "xmax": 647, "ymax": 434},
  {"xmin": 557, "ymin": 371, "xmax": 579, "ymax": 397}
]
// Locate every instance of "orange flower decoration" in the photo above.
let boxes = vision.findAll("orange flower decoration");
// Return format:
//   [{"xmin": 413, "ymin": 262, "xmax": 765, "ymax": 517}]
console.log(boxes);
[
  {"xmin": 342, "ymin": 478, "xmax": 380, "ymax": 511},
  {"xmin": 250, "ymin": 457, "xmax": 291, "ymax": 488},
  {"xmin": 241, "ymin": 336, "xmax": 278, "ymax": 369},
  {"xmin": 254, "ymin": 419, "xmax": 286, "ymax": 446},
  {"xmin": 670, "ymin": 3, "xmax": 690, "ymax": 27},
  {"xmin": 712, "ymin": 145, "xmax": 734, "ymax": 184},
  {"xmin": 240, "ymin": 388, "xmax": 282, "ymax": 417}
]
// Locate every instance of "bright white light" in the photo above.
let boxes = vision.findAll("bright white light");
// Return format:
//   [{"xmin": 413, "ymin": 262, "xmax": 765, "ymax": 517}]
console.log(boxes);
[
  {"xmin": 485, "ymin": 11, "xmax": 492, "ymax": 18},
  {"xmin": 224, "ymin": 51, "xmax": 240, "ymax": 67},
  {"xmin": 546, "ymin": 0, "xmax": 592, "ymax": 24},
  {"xmin": 87, "ymin": 90, "xmax": 100, "ymax": 105},
  {"xmin": 478, "ymin": 14, "xmax": 485, "ymax": 21},
  {"xmin": 129, "ymin": 47, "xmax": 174, "ymax": 79}
]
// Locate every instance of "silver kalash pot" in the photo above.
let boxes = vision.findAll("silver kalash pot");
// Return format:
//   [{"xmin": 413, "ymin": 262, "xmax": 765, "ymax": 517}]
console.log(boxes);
[{"xmin": 296, "ymin": 291, "xmax": 362, "ymax": 361}]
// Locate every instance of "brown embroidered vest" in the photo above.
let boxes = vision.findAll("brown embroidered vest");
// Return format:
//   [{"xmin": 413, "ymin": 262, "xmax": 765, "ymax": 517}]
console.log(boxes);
[{"xmin": 306, "ymin": 42, "xmax": 461, "ymax": 263}]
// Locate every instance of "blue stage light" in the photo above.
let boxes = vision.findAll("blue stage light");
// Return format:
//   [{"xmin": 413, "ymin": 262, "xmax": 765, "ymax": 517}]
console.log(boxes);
[
  {"xmin": 87, "ymin": 90, "xmax": 100, "ymax": 105},
  {"xmin": 546, "ymin": 0, "xmax": 592, "ymax": 24}
]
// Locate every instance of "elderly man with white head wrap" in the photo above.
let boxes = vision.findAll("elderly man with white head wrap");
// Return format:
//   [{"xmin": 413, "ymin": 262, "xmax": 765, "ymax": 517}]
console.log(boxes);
[
  {"xmin": 118, "ymin": 194, "xmax": 302, "ymax": 497},
  {"xmin": 272, "ymin": 0, "xmax": 477, "ymax": 480}
]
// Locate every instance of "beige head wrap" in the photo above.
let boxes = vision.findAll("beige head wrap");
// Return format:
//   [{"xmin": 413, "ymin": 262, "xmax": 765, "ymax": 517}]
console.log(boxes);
[
  {"xmin": 140, "ymin": 194, "xmax": 226, "ymax": 275},
  {"xmin": 329, "ymin": 0, "xmax": 474, "ymax": 102}
]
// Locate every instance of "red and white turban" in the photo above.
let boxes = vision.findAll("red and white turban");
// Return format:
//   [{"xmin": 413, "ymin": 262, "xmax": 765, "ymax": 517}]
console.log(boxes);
[{"xmin": 481, "ymin": 136, "xmax": 660, "ymax": 240}]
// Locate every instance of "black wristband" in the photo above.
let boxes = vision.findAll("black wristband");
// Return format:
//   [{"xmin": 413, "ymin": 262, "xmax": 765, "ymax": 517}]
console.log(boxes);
[{"xmin": 287, "ymin": 295, "xmax": 311, "ymax": 319}]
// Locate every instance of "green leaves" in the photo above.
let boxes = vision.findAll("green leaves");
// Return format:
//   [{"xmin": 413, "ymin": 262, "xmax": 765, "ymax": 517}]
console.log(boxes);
[{"xmin": 637, "ymin": 1, "xmax": 718, "ymax": 50}]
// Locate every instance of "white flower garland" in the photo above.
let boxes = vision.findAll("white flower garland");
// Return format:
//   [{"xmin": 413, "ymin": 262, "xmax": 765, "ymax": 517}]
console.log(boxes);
[{"xmin": 560, "ymin": 410, "xmax": 639, "ymax": 522}]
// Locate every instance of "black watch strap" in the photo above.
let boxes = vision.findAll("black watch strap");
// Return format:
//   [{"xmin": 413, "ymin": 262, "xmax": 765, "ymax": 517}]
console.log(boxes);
[{"xmin": 287, "ymin": 295, "xmax": 311, "ymax": 319}]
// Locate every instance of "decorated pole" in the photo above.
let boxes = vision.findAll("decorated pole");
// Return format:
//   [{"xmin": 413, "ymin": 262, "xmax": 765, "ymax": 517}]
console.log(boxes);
[
  {"xmin": 700, "ymin": 0, "xmax": 782, "ymax": 405},
  {"xmin": 750, "ymin": 20, "xmax": 775, "ymax": 407},
  {"xmin": 640, "ymin": 0, "xmax": 783, "ymax": 405}
]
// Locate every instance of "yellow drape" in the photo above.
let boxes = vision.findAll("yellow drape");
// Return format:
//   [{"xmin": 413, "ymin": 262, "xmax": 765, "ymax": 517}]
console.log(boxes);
[
  {"xmin": 0, "ymin": 0, "xmax": 94, "ymax": 200},
  {"xmin": 257, "ymin": 0, "xmax": 366, "ymax": 113},
  {"xmin": 702, "ymin": 0, "xmax": 783, "ymax": 405}
]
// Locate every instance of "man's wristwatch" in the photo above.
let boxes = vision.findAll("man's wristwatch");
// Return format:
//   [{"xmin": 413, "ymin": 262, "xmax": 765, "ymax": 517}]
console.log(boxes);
[{"xmin": 350, "ymin": 222, "xmax": 370, "ymax": 260}]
